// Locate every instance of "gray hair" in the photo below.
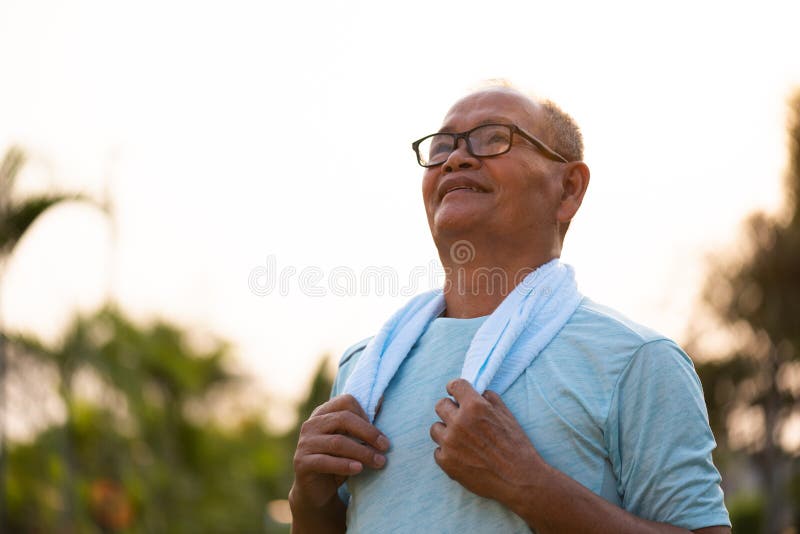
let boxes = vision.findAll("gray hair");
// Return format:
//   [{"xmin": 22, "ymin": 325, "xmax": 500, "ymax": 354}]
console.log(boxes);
[{"xmin": 540, "ymin": 99, "xmax": 584, "ymax": 162}]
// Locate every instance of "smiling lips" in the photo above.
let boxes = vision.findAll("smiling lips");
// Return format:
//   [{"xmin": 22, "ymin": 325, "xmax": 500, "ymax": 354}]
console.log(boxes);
[
  {"xmin": 446, "ymin": 186, "xmax": 481, "ymax": 195},
  {"xmin": 438, "ymin": 177, "xmax": 490, "ymax": 201}
]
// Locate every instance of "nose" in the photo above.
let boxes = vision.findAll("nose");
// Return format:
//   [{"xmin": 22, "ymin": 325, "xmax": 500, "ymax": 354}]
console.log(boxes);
[{"xmin": 442, "ymin": 137, "xmax": 480, "ymax": 173}]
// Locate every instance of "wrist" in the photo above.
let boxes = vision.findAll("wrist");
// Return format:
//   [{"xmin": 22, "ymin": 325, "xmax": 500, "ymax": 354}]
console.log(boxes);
[
  {"xmin": 288, "ymin": 484, "xmax": 329, "ymax": 515},
  {"xmin": 289, "ymin": 483, "xmax": 346, "ymax": 531},
  {"xmin": 502, "ymin": 454, "xmax": 553, "ymax": 528}
]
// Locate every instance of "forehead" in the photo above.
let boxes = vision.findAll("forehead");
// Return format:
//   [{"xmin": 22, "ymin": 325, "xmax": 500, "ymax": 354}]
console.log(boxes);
[{"xmin": 440, "ymin": 89, "xmax": 542, "ymax": 133}]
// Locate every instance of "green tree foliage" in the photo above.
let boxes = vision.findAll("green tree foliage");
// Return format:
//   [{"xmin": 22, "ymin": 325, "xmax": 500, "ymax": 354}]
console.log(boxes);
[
  {"xmin": 0, "ymin": 144, "xmax": 339, "ymax": 532},
  {"xmin": 692, "ymin": 93, "xmax": 800, "ymax": 532},
  {"xmin": 3, "ymin": 307, "xmax": 301, "ymax": 533},
  {"xmin": 1, "ymin": 144, "xmax": 106, "ymax": 529}
]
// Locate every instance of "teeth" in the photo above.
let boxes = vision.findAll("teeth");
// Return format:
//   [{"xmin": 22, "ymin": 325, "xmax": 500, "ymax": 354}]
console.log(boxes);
[{"xmin": 448, "ymin": 186, "xmax": 479, "ymax": 193}]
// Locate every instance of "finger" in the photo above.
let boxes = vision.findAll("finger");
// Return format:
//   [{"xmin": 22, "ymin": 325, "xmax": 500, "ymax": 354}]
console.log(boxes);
[
  {"xmin": 316, "ymin": 411, "xmax": 391, "ymax": 452},
  {"xmin": 482, "ymin": 390, "xmax": 513, "ymax": 416},
  {"xmin": 312, "ymin": 394, "xmax": 370, "ymax": 421},
  {"xmin": 433, "ymin": 446, "xmax": 443, "ymax": 466},
  {"xmin": 429, "ymin": 421, "xmax": 446, "ymax": 445},
  {"xmin": 434, "ymin": 397, "xmax": 458, "ymax": 422},
  {"xmin": 297, "ymin": 453, "xmax": 364, "ymax": 477},
  {"xmin": 446, "ymin": 378, "xmax": 481, "ymax": 404},
  {"xmin": 302, "ymin": 434, "xmax": 386, "ymax": 469},
  {"xmin": 482, "ymin": 389, "xmax": 503, "ymax": 406},
  {"xmin": 432, "ymin": 446, "xmax": 451, "ymax": 475}
]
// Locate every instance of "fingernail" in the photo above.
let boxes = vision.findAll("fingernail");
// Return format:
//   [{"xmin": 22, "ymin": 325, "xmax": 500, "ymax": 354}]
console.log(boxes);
[
  {"xmin": 377, "ymin": 435, "xmax": 390, "ymax": 451},
  {"xmin": 350, "ymin": 461, "xmax": 363, "ymax": 473},
  {"xmin": 374, "ymin": 454, "xmax": 386, "ymax": 468}
]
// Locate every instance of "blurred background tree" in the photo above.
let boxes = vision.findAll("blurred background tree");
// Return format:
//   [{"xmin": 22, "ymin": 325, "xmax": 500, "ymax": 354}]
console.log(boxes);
[
  {"xmin": 0, "ymin": 146, "xmax": 99, "ymax": 257},
  {"xmin": 1, "ymin": 145, "xmax": 105, "ymax": 529},
  {"xmin": 689, "ymin": 91, "xmax": 800, "ymax": 532},
  {"xmin": 2, "ymin": 304, "xmax": 334, "ymax": 533},
  {"xmin": 0, "ymin": 145, "xmax": 337, "ymax": 532}
]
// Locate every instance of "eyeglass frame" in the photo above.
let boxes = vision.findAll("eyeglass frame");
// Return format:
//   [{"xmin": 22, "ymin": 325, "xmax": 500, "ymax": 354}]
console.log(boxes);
[{"xmin": 411, "ymin": 123, "xmax": 568, "ymax": 167}]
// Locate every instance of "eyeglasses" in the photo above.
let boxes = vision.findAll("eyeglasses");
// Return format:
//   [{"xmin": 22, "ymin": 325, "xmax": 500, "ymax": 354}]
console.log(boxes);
[{"xmin": 411, "ymin": 123, "xmax": 568, "ymax": 167}]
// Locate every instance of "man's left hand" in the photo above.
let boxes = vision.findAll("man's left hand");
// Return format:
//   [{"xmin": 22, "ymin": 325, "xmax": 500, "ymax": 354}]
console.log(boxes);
[{"xmin": 429, "ymin": 378, "xmax": 542, "ymax": 504}]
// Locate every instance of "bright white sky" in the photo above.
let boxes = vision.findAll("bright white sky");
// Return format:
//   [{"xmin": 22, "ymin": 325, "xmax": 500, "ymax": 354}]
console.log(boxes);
[{"xmin": 1, "ymin": 0, "xmax": 799, "ymax": 426}]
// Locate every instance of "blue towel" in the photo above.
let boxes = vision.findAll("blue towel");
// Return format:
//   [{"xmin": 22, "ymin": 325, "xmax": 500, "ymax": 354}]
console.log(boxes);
[{"xmin": 343, "ymin": 259, "xmax": 583, "ymax": 422}]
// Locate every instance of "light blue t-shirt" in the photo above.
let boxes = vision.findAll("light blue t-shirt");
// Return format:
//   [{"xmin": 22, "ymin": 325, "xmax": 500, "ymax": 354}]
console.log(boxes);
[{"xmin": 331, "ymin": 298, "xmax": 731, "ymax": 532}]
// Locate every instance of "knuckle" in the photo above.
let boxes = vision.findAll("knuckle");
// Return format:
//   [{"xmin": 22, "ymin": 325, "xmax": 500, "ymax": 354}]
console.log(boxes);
[
  {"xmin": 326, "ymin": 411, "xmax": 342, "ymax": 429},
  {"xmin": 339, "ymin": 409, "xmax": 356, "ymax": 424},
  {"xmin": 338, "ymin": 394, "xmax": 360, "ymax": 413},
  {"xmin": 299, "ymin": 419, "xmax": 314, "ymax": 435},
  {"xmin": 332, "ymin": 411, "xmax": 353, "ymax": 431},
  {"xmin": 305, "ymin": 455, "xmax": 321, "ymax": 471},
  {"xmin": 329, "ymin": 434, "xmax": 348, "ymax": 452},
  {"xmin": 441, "ymin": 432, "xmax": 455, "ymax": 447},
  {"xmin": 464, "ymin": 399, "xmax": 482, "ymax": 415},
  {"xmin": 310, "ymin": 399, "xmax": 332, "ymax": 417},
  {"xmin": 293, "ymin": 451, "xmax": 308, "ymax": 472},
  {"xmin": 435, "ymin": 451, "xmax": 454, "ymax": 476}
]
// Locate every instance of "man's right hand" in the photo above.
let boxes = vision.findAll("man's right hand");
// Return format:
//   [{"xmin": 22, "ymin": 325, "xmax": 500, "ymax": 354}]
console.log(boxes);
[{"xmin": 289, "ymin": 394, "xmax": 390, "ymax": 532}]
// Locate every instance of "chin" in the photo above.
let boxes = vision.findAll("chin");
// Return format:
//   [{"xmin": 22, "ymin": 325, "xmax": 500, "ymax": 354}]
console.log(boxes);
[{"xmin": 431, "ymin": 215, "xmax": 485, "ymax": 241}]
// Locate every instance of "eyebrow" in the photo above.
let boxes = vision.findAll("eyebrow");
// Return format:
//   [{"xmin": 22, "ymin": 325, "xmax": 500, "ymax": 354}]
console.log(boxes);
[{"xmin": 437, "ymin": 117, "xmax": 515, "ymax": 133}]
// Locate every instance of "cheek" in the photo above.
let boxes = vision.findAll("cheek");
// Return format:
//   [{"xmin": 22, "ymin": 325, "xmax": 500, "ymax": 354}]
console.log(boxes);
[
  {"xmin": 421, "ymin": 170, "xmax": 438, "ymax": 203},
  {"xmin": 498, "ymin": 165, "xmax": 559, "ymax": 220}
]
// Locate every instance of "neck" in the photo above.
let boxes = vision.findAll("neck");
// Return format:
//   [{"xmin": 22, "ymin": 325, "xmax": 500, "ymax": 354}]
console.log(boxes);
[{"xmin": 438, "ymin": 245, "xmax": 559, "ymax": 318}]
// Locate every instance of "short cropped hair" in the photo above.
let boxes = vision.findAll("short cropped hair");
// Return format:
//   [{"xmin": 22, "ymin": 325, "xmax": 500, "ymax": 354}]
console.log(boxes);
[{"xmin": 539, "ymin": 99, "xmax": 583, "ymax": 162}]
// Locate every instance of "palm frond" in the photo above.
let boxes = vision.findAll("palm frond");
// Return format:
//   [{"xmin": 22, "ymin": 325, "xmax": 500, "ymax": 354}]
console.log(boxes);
[
  {"xmin": 0, "ymin": 146, "xmax": 27, "ymax": 206},
  {"xmin": 0, "ymin": 193, "xmax": 97, "ymax": 255}
]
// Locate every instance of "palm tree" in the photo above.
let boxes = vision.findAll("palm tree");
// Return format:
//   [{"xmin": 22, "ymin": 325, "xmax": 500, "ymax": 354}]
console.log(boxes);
[{"xmin": 0, "ymin": 144, "xmax": 105, "ymax": 526}]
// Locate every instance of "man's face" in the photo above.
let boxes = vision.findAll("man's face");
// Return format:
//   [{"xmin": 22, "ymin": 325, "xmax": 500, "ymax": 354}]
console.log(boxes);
[{"xmin": 421, "ymin": 89, "xmax": 563, "ymax": 251}]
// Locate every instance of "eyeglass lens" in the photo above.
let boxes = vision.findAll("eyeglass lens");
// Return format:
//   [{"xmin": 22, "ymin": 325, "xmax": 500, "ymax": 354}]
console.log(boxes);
[{"xmin": 418, "ymin": 124, "xmax": 512, "ymax": 166}]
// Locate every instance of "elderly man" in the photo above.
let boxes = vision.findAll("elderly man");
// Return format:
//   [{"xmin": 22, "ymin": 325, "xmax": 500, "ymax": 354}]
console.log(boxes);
[{"xmin": 289, "ymin": 86, "xmax": 731, "ymax": 533}]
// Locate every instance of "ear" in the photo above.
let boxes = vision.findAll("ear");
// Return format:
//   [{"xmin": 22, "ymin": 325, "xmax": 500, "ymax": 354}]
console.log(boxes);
[{"xmin": 556, "ymin": 162, "xmax": 590, "ymax": 225}]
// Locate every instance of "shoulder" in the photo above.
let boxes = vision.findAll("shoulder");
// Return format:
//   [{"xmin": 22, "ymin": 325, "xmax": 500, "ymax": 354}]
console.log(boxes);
[
  {"xmin": 575, "ymin": 299, "xmax": 696, "ymax": 373},
  {"xmin": 546, "ymin": 297, "xmax": 694, "ymax": 393},
  {"xmin": 569, "ymin": 297, "xmax": 668, "ymax": 345},
  {"xmin": 330, "ymin": 336, "xmax": 373, "ymax": 399},
  {"xmin": 338, "ymin": 336, "xmax": 373, "ymax": 367},
  {"xmin": 562, "ymin": 297, "xmax": 686, "ymax": 361}
]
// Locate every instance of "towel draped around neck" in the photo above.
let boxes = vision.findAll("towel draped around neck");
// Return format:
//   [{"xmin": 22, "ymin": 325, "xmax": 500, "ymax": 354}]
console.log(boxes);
[{"xmin": 343, "ymin": 258, "xmax": 583, "ymax": 422}]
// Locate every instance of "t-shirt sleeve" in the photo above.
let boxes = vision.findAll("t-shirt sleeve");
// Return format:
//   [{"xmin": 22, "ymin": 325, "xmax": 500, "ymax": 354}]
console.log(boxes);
[
  {"xmin": 605, "ymin": 339, "xmax": 731, "ymax": 529},
  {"xmin": 330, "ymin": 337, "xmax": 370, "ymax": 398}
]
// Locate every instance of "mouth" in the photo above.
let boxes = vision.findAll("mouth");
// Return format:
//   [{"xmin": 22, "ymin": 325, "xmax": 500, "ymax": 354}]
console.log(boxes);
[
  {"xmin": 438, "ymin": 177, "xmax": 491, "ymax": 202},
  {"xmin": 443, "ymin": 186, "xmax": 484, "ymax": 197}
]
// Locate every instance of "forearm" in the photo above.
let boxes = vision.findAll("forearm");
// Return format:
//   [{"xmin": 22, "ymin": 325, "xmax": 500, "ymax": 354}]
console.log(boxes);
[
  {"xmin": 504, "ymin": 462, "xmax": 690, "ymax": 534},
  {"xmin": 289, "ymin": 486, "xmax": 347, "ymax": 534}
]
